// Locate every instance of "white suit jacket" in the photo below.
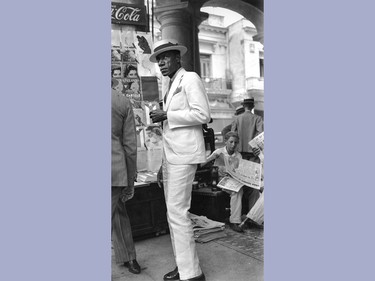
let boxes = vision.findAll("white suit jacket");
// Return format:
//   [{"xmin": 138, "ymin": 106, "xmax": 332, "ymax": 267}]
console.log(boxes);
[{"xmin": 162, "ymin": 68, "xmax": 211, "ymax": 165}]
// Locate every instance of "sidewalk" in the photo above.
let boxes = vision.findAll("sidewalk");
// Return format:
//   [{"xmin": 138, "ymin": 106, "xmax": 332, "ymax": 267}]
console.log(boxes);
[{"xmin": 112, "ymin": 226, "xmax": 264, "ymax": 281}]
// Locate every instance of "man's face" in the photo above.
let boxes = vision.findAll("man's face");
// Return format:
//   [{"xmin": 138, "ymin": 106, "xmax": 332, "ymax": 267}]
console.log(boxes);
[
  {"xmin": 225, "ymin": 136, "xmax": 239, "ymax": 154},
  {"xmin": 156, "ymin": 51, "xmax": 180, "ymax": 77},
  {"xmin": 112, "ymin": 69, "xmax": 121, "ymax": 78},
  {"xmin": 127, "ymin": 69, "xmax": 138, "ymax": 78}
]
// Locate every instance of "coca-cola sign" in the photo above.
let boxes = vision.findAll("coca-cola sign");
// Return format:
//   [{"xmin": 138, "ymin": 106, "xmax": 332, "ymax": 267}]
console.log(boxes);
[{"xmin": 111, "ymin": 2, "xmax": 147, "ymax": 26}]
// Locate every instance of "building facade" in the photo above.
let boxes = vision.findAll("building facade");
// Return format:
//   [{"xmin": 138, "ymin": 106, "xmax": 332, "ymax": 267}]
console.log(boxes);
[
  {"xmin": 151, "ymin": 10, "xmax": 264, "ymax": 134},
  {"xmin": 197, "ymin": 12, "xmax": 264, "ymax": 135},
  {"xmin": 112, "ymin": 0, "xmax": 264, "ymax": 134}
]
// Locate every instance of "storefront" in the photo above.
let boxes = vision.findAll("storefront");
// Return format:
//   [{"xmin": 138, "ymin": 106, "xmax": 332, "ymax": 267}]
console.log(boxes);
[{"xmin": 112, "ymin": 0, "xmax": 162, "ymax": 171}]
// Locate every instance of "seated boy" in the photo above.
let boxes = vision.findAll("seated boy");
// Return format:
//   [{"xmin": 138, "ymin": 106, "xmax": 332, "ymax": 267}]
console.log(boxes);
[{"xmin": 201, "ymin": 132, "xmax": 245, "ymax": 233}]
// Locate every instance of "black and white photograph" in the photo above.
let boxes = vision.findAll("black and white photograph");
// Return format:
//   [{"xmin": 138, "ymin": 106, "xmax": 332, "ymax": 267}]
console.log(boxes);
[
  {"xmin": 111, "ymin": 1, "xmax": 264, "ymax": 281},
  {"xmin": 4, "ymin": 0, "xmax": 375, "ymax": 281}
]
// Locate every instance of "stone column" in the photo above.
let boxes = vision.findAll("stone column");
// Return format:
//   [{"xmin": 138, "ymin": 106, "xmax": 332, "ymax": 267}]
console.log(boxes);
[{"xmin": 154, "ymin": 1, "xmax": 208, "ymax": 74}]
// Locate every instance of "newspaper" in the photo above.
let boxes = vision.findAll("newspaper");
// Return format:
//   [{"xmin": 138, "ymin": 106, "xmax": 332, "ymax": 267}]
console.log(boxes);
[
  {"xmin": 248, "ymin": 132, "xmax": 264, "ymax": 162},
  {"xmin": 224, "ymin": 157, "xmax": 262, "ymax": 190},
  {"xmin": 189, "ymin": 212, "xmax": 225, "ymax": 238},
  {"xmin": 136, "ymin": 171, "xmax": 158, "ymax": 182},
  {"xmin": 195, "ymin": 231, "xmax": 227, "ymax": 243},
  {"xmin": 217, "ymin": 176, "xmax": 243, "ymax": 192},
  {"xmin": 246, "ymin": 191, "xmax": 264, "ymax": 225}
]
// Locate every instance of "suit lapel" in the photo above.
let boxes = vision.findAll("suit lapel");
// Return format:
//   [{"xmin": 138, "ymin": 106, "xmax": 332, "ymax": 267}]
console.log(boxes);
[{"xmin": 165, "ymin": 68, "xmax": 185, "ymax": 111}]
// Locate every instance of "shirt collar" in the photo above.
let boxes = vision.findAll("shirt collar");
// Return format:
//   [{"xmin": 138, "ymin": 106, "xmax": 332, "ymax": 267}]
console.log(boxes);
[{"xmin": 169, "ymin": 67, "xmax": 183, "ymax": 84}]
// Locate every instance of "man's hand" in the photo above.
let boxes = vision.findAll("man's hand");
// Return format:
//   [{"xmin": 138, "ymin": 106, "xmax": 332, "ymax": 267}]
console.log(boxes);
[
  {"xmin": 149, "ymin": 109, "xmax": 168, "ymax": 123},
  {"xmin": 121, "ymin": 185, "xmax": 134, "ymax": 202},
  {"xmin": 252, "ymin": 146, "xmax": 261, "ymax": 156}
]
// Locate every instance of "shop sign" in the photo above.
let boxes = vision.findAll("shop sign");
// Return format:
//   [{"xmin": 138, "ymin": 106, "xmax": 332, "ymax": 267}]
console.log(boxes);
[{"xmin": 111, "ymin": 2, "xmax": 147, "ymax": 26}]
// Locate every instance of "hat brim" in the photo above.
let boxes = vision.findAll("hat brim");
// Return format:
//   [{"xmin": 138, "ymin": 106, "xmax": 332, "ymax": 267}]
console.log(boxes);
[
  {"xmin": 241, "ymin": 100, "xmax": 254, "ymax": 105},
  {"xmin": 149, "ymin": 46, "xmax": 187, "ymax": 63}
]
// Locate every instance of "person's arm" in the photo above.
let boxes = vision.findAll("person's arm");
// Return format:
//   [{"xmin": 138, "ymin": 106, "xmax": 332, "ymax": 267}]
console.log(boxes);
[
  {"xmin": 201, "ymin": 149, "xmax": 220, "ymax": 167},
  {"xmin": 231, "ymin": 117, "xmax": 238, "ymax": 132},
  {"xmin": 122, "ymin": 99, "xmax": 137, "ymax": 188},
  {"xmin": 255, "ymin": 116, "xmax": 264, "ymax": 135}
]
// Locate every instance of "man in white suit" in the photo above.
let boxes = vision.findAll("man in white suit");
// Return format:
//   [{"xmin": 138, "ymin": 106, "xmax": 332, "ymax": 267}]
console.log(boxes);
[{"xmin": 149, "ymin": 39, "xmax": 211, "ymax": 281}]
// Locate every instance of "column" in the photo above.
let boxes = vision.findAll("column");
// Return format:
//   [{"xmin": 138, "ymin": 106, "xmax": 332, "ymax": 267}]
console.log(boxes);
[{"xmin": 154, "ymin": 1, "xmax": 208, "ymax": 74}]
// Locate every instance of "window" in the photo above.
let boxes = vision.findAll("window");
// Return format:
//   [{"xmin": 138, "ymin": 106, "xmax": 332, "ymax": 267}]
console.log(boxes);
[
  {"xmin": 200, "ymin": 54, "xmax": 211, "ymax": 78},
  {"xmin": 259, "ymin": 58, "xmax": 264, "ymax": 78},
  {"xmin": 250, "ymin": 43, "xmax": 255, "ymax": 53}
]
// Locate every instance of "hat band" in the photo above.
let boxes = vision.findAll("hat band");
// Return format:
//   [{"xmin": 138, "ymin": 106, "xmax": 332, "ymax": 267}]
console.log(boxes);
[{"xmin": 154, "ymin": 42, "xmax": 180, "ymax": 53}]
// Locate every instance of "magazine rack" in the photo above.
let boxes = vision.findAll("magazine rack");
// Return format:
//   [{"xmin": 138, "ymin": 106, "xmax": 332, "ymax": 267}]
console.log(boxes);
[{"xmin": 126, "ymin": 182, "xmax": 168, "ymax": 239}]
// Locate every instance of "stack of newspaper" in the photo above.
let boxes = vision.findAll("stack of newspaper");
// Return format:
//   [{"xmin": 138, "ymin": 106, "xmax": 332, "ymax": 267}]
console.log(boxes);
[
  {"xmin": 136, "ymin": 171, "xmax": 158, "ymax": 182},
  {"xmin": 189, "ymin": 212, "xmax": 226, "ymax": 243}
]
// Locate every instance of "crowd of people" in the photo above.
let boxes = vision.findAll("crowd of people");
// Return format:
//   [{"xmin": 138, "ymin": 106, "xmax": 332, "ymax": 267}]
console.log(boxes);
[{"xmin": 111, "ymin": 39, "xmax": 264, "ymax": 281}]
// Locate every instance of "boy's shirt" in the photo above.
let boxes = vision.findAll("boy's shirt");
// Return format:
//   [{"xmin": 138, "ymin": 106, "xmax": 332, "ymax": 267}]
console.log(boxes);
[{"xmin": 206, "ymin": 147, "xmax": 242, "ymax": 180}]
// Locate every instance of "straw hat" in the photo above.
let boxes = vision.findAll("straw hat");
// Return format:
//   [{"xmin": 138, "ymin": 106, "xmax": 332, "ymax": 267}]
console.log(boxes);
[{"xmin": 149, "ymin": 39, "xmax": 187, "ymax": 63}]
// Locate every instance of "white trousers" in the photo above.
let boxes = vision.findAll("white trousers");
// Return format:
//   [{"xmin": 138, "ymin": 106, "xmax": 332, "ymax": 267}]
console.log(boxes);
[
  {"xmin": 224, "ymin": 187, "xmax": 244, "ymax": 224},
  {"xmin": 162, "ymin": 158, "xmax": 202, "ymax": 280},
  {"xmin": 248, "ymin": 190, "xmax": 264, "ymax": 225}
]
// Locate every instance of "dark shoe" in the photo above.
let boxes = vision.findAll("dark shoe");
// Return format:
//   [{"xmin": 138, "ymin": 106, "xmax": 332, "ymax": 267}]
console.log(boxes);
[
  {"xmin": 181, "ymin": 273, "xmax": 206, "ymax": 281},
  {"xmin": 163, "ymin": 267, "xmax": 179, "ymax": 281},
  {"xmin": 246, "ymin": 218, "xmax": 264, "ymax": 229},
  {"xmin": 124, "ymin": 259, "xmax": 141, "ymax": 274},
  {"xmin": 229, "ymin": 223, "xmax": 244, "ymax": 233}
]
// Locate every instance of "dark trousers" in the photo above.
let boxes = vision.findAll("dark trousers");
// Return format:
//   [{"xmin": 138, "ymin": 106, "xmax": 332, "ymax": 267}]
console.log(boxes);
[{"xmin": 112, "ymin": 186, "xmax": 136, "ymax": 263}]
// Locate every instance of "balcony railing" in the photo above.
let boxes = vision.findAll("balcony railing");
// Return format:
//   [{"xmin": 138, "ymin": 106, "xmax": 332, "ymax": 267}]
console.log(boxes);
[
  {"xmin": 202, "ymin": 77, "xmax": 232, "ymax": 94},
  {"xmin": 246, "ymin": 77, "xmax": 264, "ymax": 90}
]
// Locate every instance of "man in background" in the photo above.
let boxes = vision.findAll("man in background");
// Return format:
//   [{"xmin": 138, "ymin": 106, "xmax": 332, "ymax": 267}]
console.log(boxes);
[
  {"xmin": 231, "ymin": 98, "xmax": 263, "ymax": 217},
  {"xmin": 221, "ymin": 105, "xmax": 245, "ymax": 138},
  {"xmin": 231, "ymin": 98, "xmax": 263, "ymax": 162},
  {"xmin": 111, "ymin": 89, "xmax": 141, "ymax": 275}
]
